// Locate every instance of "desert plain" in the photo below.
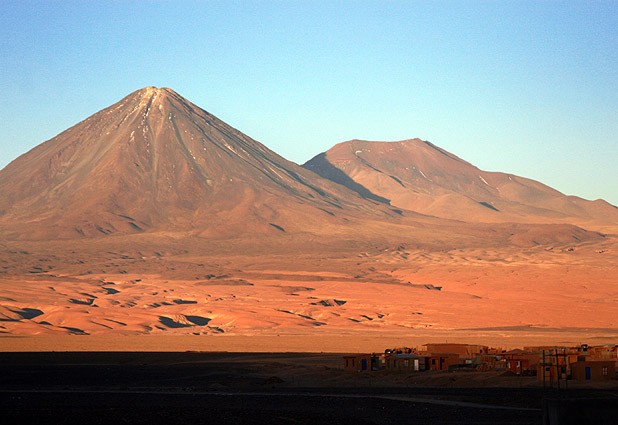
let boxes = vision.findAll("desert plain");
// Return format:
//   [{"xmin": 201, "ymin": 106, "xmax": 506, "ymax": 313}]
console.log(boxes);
[{"xmin": 1, "ymin": 228, "xmax": 617, "ymax": 352}]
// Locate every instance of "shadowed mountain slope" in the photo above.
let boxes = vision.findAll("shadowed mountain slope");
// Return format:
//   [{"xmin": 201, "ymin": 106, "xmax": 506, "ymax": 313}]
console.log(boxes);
[{"xmin": 304, "ymin": 139, "xmax": 618, "ymax": 229}]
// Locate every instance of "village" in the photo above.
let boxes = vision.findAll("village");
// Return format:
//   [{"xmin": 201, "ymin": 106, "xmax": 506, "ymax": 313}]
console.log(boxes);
[{"xmin": 343, "ymin": 343, "xmax": 618, "ymax": 384}]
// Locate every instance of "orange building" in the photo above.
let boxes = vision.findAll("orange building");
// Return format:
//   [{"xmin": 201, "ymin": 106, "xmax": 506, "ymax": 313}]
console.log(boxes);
[
  {"xmin": 587, "ymin": 344, "xmax": 618, "ymax": 361},
  {"xmin": 503, "ymin": 349, "xmax": 539, "ymax": 375},
  {"xmin": 343, "ymin": 354, "xmax": 381, "ymax": 371},
  {"xmin": 427, "ymin": 353, "xmax": 460, "ymax": 371},
  {"xmin": 571, "ymin": 359, "xmax": 616, "ymax": 381},
  {"xmin": 383, "ymin": 353, "xmax": 429, "ymax": 371}
]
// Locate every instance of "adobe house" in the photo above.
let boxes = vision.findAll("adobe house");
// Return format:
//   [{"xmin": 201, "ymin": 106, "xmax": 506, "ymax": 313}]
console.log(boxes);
[
  {"xmin": 503, "ymin": 349, "xmax": 540, "ymax": 375},
  {"xmin": 537, "ymin": 349, "xmax": 570, "ymax": 383},
  {"xmin": 587, "ymin": 344, "xmax": 618, "ymax": 361},
  {"xmin": 428, "ymin": 353, "xmax": 460, "ymax": 371},
  {"xmin": 474, "ymin": 354, "xmax": 501, "ymax": 372},
  {"xmin": 571, "ymin": 359, "xmax": 616, "ymax": 381},
  {"xmin": 343, "ymin": 354, "xmax": 379, "ymax": 372},
  {"xmin": 505, "ymin": 356, "xmax": 531, "ymax": 375},
  {"xmin": 384, "ymin": 353, "xmax": 429, "ymax": 371}
]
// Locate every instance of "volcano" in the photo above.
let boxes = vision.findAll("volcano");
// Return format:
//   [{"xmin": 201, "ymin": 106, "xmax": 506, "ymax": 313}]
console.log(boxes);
[
  {"xmin": 0, "ymin": 87, "xmax": 398, "ymax": 239},
  {"xmin": 304, "ymin": 139, "xmax": 618, "ymax": 229}
]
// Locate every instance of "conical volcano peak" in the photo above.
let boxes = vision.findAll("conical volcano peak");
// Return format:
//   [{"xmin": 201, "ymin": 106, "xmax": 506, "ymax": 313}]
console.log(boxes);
[
  {"xmin": 113, "ymin": 86, "xmax": 204, "ymax": 132},
  {"xmin": 141, "ymin": 85, "xmax": 161, "ymax": 94},
  {"xmin": 135, "ymin": 86, "xmax": 176, "ymax": 96},
  {"xmin": 0, "ymin": 86, "xmax": 395, "ymax": 239},
  {"xmin": 132, "ymin": 86, "xmax": 175, "ymax": 106}
]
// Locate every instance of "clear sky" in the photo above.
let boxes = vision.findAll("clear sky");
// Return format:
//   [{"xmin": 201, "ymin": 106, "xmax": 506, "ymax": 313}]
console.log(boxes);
[{"xmin": 1, "ymin": 1, "xmax": 617, "ymax": 205}]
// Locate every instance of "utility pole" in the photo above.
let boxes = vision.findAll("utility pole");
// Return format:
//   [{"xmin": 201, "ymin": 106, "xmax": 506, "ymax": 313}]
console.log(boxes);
[
  {"xmin": 542, "ymin": 350, "xmax": 546, "ymax": 389},
  {"xmin": 564, "ymin": 348, "xmax": 568, "ymax": 389},
  {"xmin": 555, "ymin": 349, "xmax": 560, "ymax": 392}
]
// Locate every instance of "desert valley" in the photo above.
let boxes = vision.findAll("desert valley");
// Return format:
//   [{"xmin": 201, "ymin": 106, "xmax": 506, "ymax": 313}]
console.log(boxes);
[{"xmin": 1, "ymin": 87, "xmax": 617, "ymax": 352}]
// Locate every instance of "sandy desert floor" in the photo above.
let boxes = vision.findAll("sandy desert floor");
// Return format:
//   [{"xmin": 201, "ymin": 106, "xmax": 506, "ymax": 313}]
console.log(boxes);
[{"xmin": 1, "ymin": 231, "xmax": 616, "ymax": 352}]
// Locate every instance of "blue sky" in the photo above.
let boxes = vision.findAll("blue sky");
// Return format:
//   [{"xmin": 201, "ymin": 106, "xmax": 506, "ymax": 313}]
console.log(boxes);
[{"xmin": 1, "ymin": 1, "xmax": 617, "ymax": 205}]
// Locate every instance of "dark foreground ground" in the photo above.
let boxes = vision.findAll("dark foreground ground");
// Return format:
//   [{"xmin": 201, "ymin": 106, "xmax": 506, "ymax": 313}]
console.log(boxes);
[{"xmin": 1, "ymin": 352, "xmax": 616, "ymax": 424}]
